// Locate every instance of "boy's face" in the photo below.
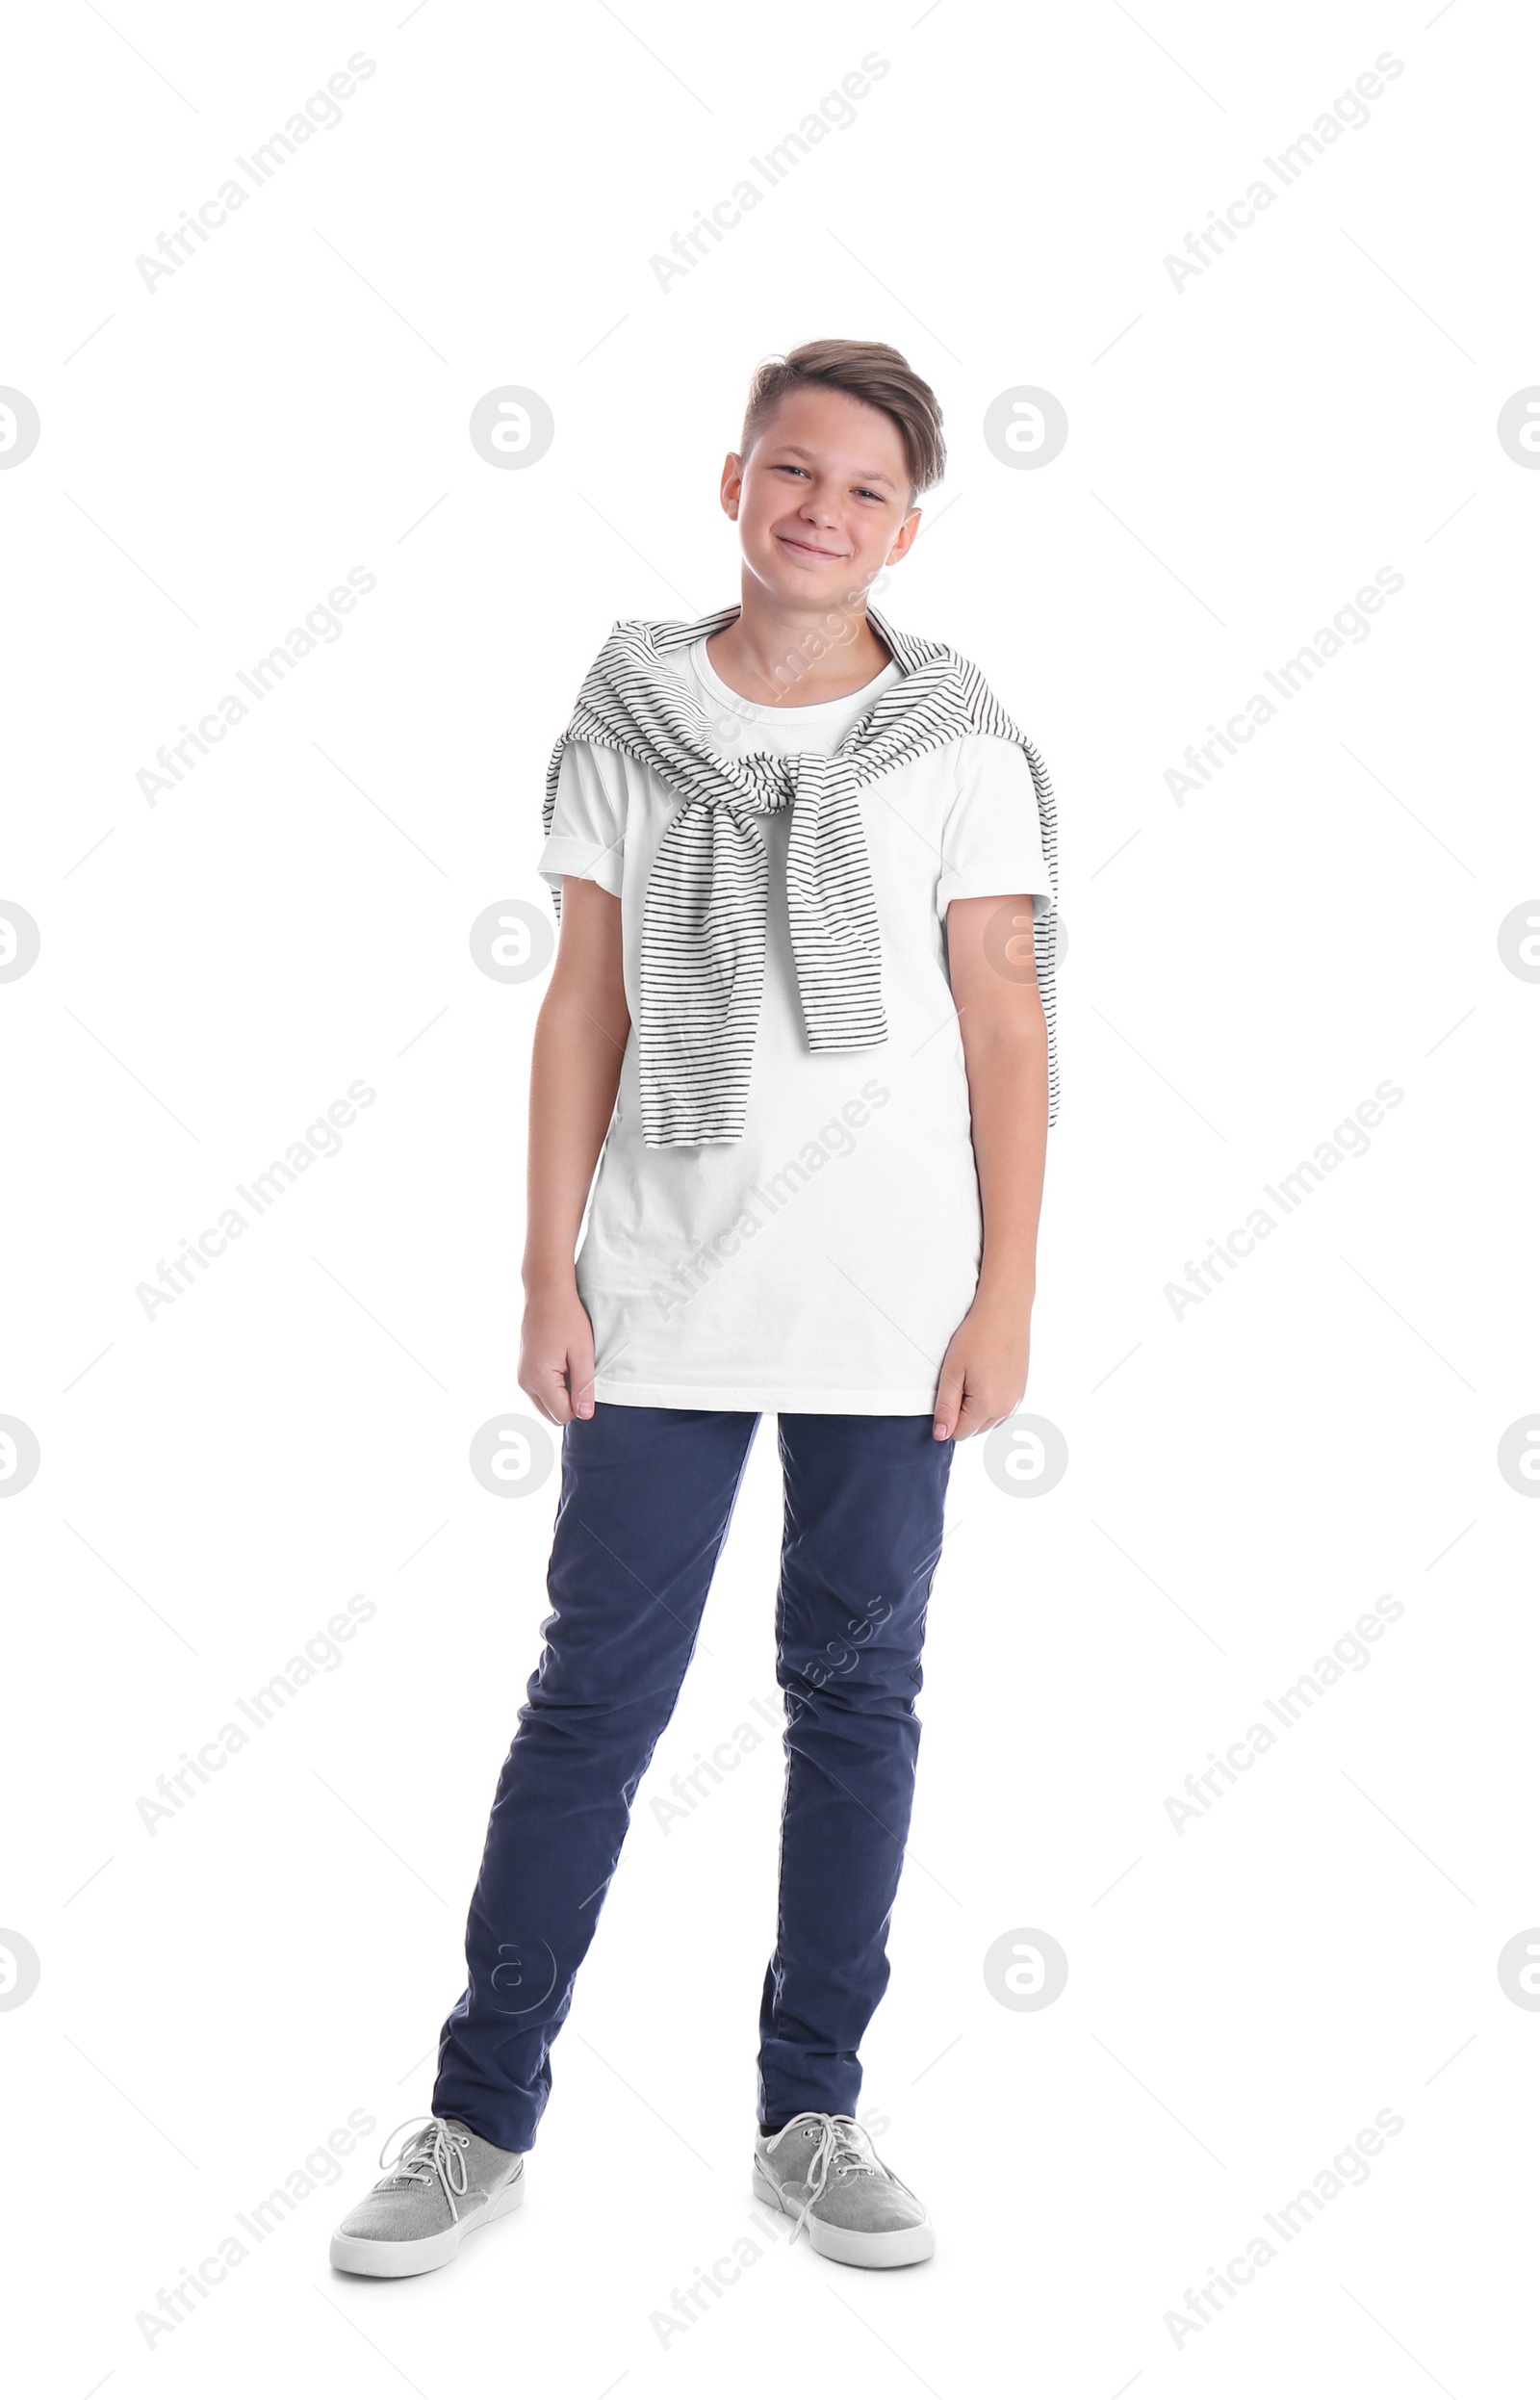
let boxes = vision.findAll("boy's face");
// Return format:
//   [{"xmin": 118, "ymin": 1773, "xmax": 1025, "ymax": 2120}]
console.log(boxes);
[{"xmin": 721, "ymin": 385, "xmax": 922, "ymax": 612}]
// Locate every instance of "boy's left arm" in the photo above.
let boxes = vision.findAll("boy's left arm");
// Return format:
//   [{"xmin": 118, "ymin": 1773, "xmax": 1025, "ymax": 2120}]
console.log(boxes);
[{"xmin": 933, "ymin": 894, "xmax": 1049, "ymax": 1442}]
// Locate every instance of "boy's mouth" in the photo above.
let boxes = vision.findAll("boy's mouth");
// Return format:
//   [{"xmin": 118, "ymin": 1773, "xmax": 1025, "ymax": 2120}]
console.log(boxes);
[{"xmin": 775, "ymin": 531, "xmax": 848, "ymax": 563}]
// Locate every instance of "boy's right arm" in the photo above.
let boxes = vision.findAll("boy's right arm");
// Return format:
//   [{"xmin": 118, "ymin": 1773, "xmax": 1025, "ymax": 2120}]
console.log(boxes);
[{"xmin": 519, "ymin": 873, "xmax": 629, "ymax": 1425}]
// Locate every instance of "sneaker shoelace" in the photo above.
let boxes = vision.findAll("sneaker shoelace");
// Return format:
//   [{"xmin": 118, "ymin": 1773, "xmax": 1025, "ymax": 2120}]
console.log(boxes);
[
  {"xmin": 374, "ymin": 2117, "xmax": 471, "ymax": 2223},
  {"xmin": 763, "ymin": 2111, "xmax": 913, "ymax": 2245}
]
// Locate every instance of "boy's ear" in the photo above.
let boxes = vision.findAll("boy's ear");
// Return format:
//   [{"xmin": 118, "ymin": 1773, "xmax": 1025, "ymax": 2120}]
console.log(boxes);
[
  {"xmin": 719, "ymin": 451, "xmax": 745, "ymax": 519},
  {"xmin": 886, "ymin": 507, "xmax": 922, "ymax": 566}
]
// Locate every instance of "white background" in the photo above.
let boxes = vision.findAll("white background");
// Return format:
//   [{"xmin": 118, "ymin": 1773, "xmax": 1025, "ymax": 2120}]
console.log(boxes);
[{"xmin": 4, "ymin": 0, "xmax": 1537, "ymax": 2393}]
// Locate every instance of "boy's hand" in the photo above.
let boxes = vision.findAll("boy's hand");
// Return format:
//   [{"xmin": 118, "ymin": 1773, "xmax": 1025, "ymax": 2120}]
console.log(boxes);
[
  {"xmin": 520, "ymin": 1279, "xmax": 598, "ymax": 1426},
  {"xmin": 932, "ymin": 1288, "xmax": 1032, "ymax": 1441}
]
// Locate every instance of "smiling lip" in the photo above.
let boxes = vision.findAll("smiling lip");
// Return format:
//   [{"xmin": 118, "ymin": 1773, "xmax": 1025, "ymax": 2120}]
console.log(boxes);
[{"xmin": 776, "ymin": 532, "xmax": 846, "ymax": 560}]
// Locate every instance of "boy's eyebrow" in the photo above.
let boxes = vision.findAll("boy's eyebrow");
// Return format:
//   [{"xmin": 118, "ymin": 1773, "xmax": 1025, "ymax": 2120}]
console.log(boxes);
[{"xmin": 769, "ymin": 442, "xmax": 897, "ymax": 488}]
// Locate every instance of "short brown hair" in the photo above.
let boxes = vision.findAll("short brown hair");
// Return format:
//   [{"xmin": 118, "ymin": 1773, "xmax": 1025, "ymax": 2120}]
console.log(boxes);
[{"xmin": 740, "ymin": 339, "xmax": 945, "ymax": 503}]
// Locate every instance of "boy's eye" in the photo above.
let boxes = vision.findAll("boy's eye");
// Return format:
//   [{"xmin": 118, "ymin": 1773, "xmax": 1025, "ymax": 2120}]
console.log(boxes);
[{"xmin": 775, "ymin": 464, "xmax": 884, "ymax": 503}]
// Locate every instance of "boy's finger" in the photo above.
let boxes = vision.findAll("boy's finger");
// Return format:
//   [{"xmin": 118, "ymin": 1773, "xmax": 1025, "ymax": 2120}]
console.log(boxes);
[
  {"xmin": 933, "ymin": 1363, "xmax": 965, "ymax": 1441},
  {"xmin": 529, "ymin": 1363, "xmax": 576, "ymax": 1426},
  {"xmin": 568, "ymin": 1343, "xmax": 597, "ymax": 1420}
]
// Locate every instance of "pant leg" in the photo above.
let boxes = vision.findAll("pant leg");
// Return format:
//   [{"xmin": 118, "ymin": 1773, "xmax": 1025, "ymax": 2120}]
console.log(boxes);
[
  {"xmin": 434, "ymin": 1402, "xmax": 760, "ymax": 2152},
  {"xmin": 757, "ymin": 1413, "xmax": 954, "ymax": 2130}
]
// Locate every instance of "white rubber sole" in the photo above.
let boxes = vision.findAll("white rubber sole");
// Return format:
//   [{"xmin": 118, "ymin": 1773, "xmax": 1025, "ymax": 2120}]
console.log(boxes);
[
  {"xmin": 752, "ymin": 2157, "xmax": 936, "ymax": 2268},
  {"xmin": 329, "ymin": 2169, "xmax": 526, "ymax": 2279}
]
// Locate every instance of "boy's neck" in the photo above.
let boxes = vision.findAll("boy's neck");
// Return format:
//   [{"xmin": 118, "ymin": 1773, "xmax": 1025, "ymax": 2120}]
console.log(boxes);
[{"xmin": 704, "ymin": 584, "xmax": 894, "ymax": 710}]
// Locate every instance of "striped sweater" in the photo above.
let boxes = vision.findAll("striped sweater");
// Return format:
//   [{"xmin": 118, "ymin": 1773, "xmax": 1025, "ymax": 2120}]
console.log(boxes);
[{"xmin": 543, "ymin": 600, "xmax": 1060, "ymax": 1148}]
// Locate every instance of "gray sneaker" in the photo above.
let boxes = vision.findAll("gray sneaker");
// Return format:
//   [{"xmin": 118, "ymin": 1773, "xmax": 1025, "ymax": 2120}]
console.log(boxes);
[
  {"xmin": 753, "ymin": 2113, "xmax": 935, "ymax": 2268},
  {"xmin": 329, "ymin": 2116, "xmax": 525, "ymax": 2279}
]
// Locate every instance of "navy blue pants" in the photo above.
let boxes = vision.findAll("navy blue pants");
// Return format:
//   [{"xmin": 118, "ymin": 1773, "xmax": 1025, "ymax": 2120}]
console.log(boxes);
[{"xmin": 433, "ymin": 1404, "xmax": 954, "ymax": 2153}]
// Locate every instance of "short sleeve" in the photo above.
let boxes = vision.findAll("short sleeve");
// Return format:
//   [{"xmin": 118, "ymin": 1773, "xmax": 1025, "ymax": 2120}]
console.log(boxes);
[
  {"xmin": 935, "ymin": 735, "xmax": 1054, "ymax": 920},
  {"xmin": 538, "ymin": 740, "xmax": 628, "ymax": 898}
]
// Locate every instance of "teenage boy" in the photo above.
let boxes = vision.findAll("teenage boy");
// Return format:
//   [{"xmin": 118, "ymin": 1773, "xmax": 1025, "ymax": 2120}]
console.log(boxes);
[{"xmin": 331, "ymin": 338, "xmax": 1059, "ymax": 2279}]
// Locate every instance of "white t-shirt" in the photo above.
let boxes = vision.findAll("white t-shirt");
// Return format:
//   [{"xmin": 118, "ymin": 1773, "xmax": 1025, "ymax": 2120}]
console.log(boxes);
[{"xmin": 537, "ymin": 634, "xmax": 1054, "ymax": 1414}]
